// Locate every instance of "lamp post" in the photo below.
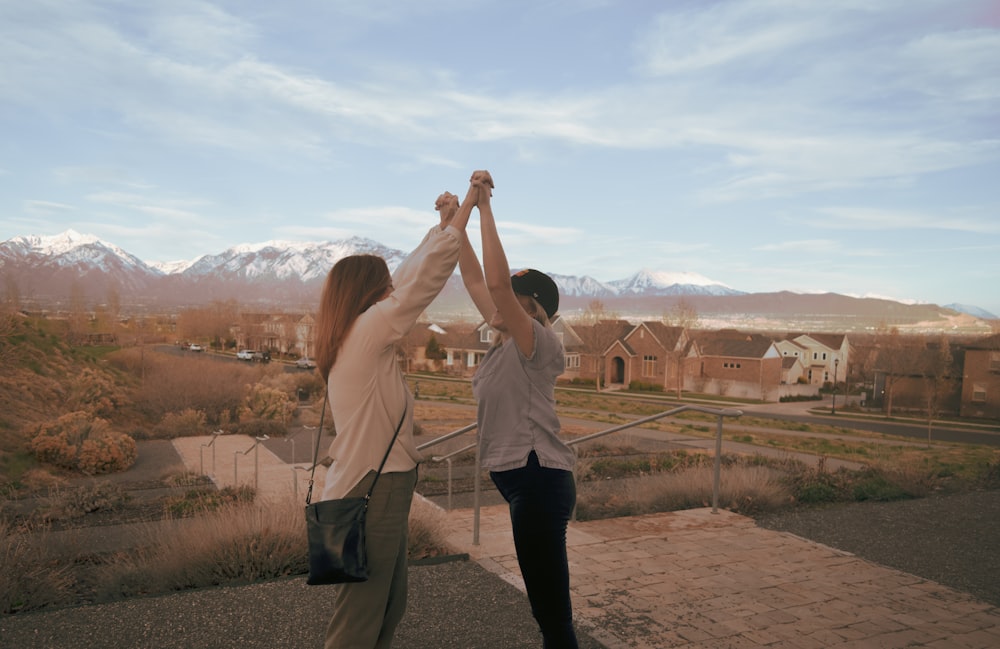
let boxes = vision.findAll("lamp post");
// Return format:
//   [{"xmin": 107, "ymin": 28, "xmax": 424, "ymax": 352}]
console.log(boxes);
[{"xmin": 832, "ymin": 358, "xmax": 839, "ymax": 415}]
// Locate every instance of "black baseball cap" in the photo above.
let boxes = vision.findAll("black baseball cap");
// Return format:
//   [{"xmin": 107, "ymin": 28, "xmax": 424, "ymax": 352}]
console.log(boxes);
[{"xmin": 510, "ymin": 269, "xmax": 559, "ymax": 319}]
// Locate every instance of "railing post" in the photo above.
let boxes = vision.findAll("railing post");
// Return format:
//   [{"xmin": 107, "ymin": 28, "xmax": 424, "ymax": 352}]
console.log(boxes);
[
  {"xmin": 473, "ymin": 436, "xmax": 481, "ymax": 546},
  {"xmin": 712, "ymin": 414, "xmax": 723, "ymax": 514},
  {"xmin": 446, "ymin": 458, "xmax": 453, "ymax": 511}
]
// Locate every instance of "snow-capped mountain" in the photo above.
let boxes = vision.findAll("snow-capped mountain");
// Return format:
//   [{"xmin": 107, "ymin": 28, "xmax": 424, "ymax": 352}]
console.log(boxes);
[
  {"xmin": 0, "ymin": 229, "xmax": 163, "ymax": 295},
  {"xmin": 1, "ymin": 230, "xmax": 160, "ymax": 276},
  {"xmin": 1, "ymin": 230, "xmax": 995, "ymax": 332},
  {"xmin": 609, "ymin": 269, "xmax": 744, "ymax": 297},
  {"xmin": 549, "ymin": 273, "xmax": 617, "ymax": 298},
  {"xmin": 176, "ymin": 236, "xmax": 406, "ymax": 282}
]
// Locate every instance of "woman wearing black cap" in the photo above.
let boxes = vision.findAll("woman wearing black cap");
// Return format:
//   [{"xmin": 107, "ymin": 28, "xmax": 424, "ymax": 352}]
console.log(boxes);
[{"xmin": 456, "ymin": 171, "xmax": 579, "ymax": 648}]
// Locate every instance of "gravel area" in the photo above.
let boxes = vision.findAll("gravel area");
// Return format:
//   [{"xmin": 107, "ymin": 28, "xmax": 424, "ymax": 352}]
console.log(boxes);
[
  {"xmin": 754, "ymin": 488, "xmax": 1000, "ymax": 607},
  {"xmin": 0, "ymin": 560, "xmax": 604, "ymax": 649}
]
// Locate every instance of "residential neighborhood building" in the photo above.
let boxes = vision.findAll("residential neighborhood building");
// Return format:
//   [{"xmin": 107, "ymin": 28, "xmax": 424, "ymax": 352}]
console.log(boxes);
[
  {"xmin": 603, "ymin": 322, "xmax": 688, "ymax": 391},
  {"xmin": 960, "ymin": 333, "xmax": 1000, "ymax": 419},
  {"xmin": 776, "ymin": 333, "xmax": 850, "ymax": 387},
  {"xmin": 685, "ymin": 330, "xmax": 783, "ymax": 400},
  {"xmin": 232, "ymin": 312, "xmax": 315, "ymax": 359}
]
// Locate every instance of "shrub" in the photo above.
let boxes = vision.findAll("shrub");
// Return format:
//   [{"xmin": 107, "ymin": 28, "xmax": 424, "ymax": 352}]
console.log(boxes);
[
  {"xmin": 28, "ymin": 412, "xmax": 136, "ymax": 474},
  {"xmin": 55, "ymin": 481, "xmax": 129, "ymax": 518},
  {"xmin": 241, "ymin": 383, "xmax": 296, "ymax": 423},
  {"xmin": 78, "ymin": 433, "xmax": 137, "ymax": 475},
  {"xmin": 156, "ymin": 408, "xmax": 208, "ymax": 439},
  {"xmin": 68, "ymin": 367, "xmax": 129, "ymax": 418},
  {"xmin": 164, "ymin": 485, "xmax": 256, "ymax": 517},
  {"xmin": 795, "ymin": 481, "xmax": 841, "ymax": 504},
  {"xmin": 628, "ymin": 380, "xmax": 664, "ymax": 393},
  {"xmin": 232, "ymin": 419, "xmax": 288, "ymax": 439}
]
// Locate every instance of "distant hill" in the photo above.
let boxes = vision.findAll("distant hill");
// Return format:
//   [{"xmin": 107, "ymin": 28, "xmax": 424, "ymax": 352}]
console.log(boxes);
[
  {"xmin": 1, "ymin": 230, "xmax": 994, "ymax": 334},
  {"xmin": 944, "ymin": 303, "xmax": 998, "ymax": 320}
]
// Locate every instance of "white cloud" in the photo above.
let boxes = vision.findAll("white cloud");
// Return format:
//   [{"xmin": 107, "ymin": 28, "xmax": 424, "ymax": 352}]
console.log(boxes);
[
  {"xmin": 814, "ymin": 207, "xmax": 1000, "ymax": 233},
  {"xmin": 754, "ymin": 239, "xmax": 840, "ymax": 253},
  {"xmin": 24, "ymin": 200, "xmax": 76, "ymax": 214}
]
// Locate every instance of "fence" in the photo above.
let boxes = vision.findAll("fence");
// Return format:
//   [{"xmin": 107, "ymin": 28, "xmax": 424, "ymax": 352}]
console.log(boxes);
[{"xmin": 417, "ymin": 404, "xmax": 743, "ymax": 545}]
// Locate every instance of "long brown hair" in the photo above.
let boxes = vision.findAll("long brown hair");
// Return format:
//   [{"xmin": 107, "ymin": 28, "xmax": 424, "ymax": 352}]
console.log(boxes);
[{"xmin": 315, "ymin": 255, "xmax": 392, "ymax": 382}]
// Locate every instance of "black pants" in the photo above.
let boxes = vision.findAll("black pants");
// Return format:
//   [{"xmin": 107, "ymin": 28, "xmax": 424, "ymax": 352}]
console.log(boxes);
[{"xmin": 491, "ymin": 451, "xmax": 579, "ymax": 649}]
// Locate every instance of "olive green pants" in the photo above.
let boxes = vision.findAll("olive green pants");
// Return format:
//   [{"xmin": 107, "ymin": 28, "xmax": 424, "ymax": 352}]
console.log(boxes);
[{"xmin": 324, "ymin": 468, "xmax": 417, "ymax": 649}]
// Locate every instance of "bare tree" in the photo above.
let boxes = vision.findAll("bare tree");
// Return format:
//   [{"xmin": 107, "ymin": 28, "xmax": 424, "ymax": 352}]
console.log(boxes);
[
  {"xmin": 663, "ymin": 297, "xmax": 699, "ymax": 330},
  {"xmin": 67, "ymin": 281, "xmax": 89, "ymax": 344},
  {"xmin": 178, "ymin": 300, "xmax": 239, "ymax": 349},
  {"xmin": 875, "ymin": 325, "xmax": 922, "ymax": 418},
  {"xmin": 921, "ymin": 335, "xmax": 954, "ymax": 445},
  {"xmin": 573, "ymin": 300, "xmax": 627, "ymax": 392},
  {"xmin": 661, "ymin": 299, "xmax": 698, "ymax": 400},
  {"xmin": 4, "ymin": 274, "xmax": 21, "ymax": 312}
]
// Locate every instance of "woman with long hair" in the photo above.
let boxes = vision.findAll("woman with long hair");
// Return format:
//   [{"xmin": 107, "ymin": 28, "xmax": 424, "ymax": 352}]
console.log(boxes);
[
  {"xmin": 458, "ymin": 172, "xmax": 579, "ymax": 648},
  {"xmin": 313, "ymin": 173, "xmax": 482, "ymax": 649}
]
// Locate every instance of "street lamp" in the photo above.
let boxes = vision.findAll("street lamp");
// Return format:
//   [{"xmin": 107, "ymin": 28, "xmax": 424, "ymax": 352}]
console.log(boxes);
[{"xmin": 832, "ymin": 358, "xmax": 840, "ymax": 415}]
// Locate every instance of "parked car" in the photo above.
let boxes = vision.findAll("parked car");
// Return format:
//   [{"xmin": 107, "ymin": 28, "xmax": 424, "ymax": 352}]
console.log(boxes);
[
  {"xmin": 188, "ymin": 344, "xmax": 204, "ymax": 352},
  {"xmin": 296, "ymin": 357, "xmax": 316, "ymax": 369},
  {"xmin": 236, "ymin": 349, "xmax": 254, "ymax": 361},
  {"xmin": 252, "ymin": 351, "xmax": 271, "ymax": 363}
]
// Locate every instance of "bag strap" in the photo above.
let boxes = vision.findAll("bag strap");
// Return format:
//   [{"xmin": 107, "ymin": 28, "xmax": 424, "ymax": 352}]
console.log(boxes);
[{"xmin": 306, "ymin": 388, "xmax": 407, "ymax": 506}]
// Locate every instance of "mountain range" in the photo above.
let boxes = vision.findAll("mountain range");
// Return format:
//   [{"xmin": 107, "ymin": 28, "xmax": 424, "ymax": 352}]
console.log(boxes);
[{"xmin": 1, "ymin": 230, "xmax": 995, "ymax": 332}]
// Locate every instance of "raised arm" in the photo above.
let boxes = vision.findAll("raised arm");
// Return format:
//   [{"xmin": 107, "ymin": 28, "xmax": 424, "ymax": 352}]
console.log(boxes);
[
  {"xmin": 458, "ymin": 230, "xmax": 495, "ymax": 324},
  {"xmin": 476, "ymin": 173, "xmax": 537, "ymax": 357}
]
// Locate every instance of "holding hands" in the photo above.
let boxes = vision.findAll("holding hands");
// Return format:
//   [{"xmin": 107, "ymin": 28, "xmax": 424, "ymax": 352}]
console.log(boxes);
[{"xmin": 435, "ymin": 170, "xmax": 494, "ymax": 230}]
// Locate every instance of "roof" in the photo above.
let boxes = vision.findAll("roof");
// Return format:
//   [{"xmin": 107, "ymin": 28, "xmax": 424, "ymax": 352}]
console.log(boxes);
[
  {"xmin": 693, "ymin": 330, "xmax": 777, "ymax": 359},
  {"xmin": 966, "ymin": 333, "xmax": 1000, "ymax": 351},
  {"xmin": 633, "ymin": 321, "xmax": 686, "ymax": 351}
]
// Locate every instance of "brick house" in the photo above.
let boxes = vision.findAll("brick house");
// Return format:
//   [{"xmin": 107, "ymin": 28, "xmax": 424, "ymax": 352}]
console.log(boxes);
[
  {"xmin": 603, "ymin": 322, "xmax": 688, "ymax": 392},
  {"xmin": 685, "ymin": 330, "xmax": 783, "ymax": 400},
  {"xmin": 569, "ymin": 319, "xmax": 635, "ymax": 388},
  {"xmin": 960, "ymin": 333, "xmax": 1000, "ymax": 419},
  {"xmin": 436, "ymin": 316, "xmax": 582, "ymax": 379},
  {"xmin": 872, "ymin": 339, "xmax": 963, "ymax": 417}
]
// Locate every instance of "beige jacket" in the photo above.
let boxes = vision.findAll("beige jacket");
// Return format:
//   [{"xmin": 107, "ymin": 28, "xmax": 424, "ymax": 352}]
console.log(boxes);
[{"xmin": 321, "ymin": 224, "xmax": 460, "ymax": 500}]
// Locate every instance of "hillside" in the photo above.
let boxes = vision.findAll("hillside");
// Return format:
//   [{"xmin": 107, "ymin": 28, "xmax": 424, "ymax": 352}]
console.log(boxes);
[{"xmin": 0, "ymin": 314, "xmax": 125, "ymax": 461}]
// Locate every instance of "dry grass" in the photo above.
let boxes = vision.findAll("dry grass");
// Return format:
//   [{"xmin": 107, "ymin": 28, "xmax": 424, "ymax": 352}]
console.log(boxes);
[
  {"xmin": 408, "ymin": 495, "xmax": 452, "ymax": 560},
  {"xmin": 1, "ymin": 519, "xmax": 75, "ymax": 613},
  {"xmin": 2, "ymin": 492, "xmax": 455, "ymax": 612},
  {"xmin": 94, "ymin": 498, "xmax": 308, "ymax": 600},
  {"xmin": 577, "ymin": 462, "xmax": 791, "ymax": 520}
]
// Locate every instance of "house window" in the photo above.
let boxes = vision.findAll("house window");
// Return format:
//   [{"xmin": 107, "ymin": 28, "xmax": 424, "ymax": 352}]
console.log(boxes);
[
  {"xmin": 991, "ymin": 353, "xmax": 1000, "ymax": 372},
  {"xmin": 566, "ymin": 354, "xmax": 580, "ymax": 369},
  {"xmin": 479, "ymin": 328, "xmax": 493, "ymax": 344},
  {"xmin": 972, "ymin": 384, "xmax": 987, "ymax": 403},
  {"xmin": 813, "ymin": 352, "xmax": 818, "ymax": 360},
  {"xmin": 642, "ymin": 355, "xmax": 657, "ymax": 377},
  {"xmin": 723, "ymin": 362, "xmax": 742, "ymax": 369},
  {"xmin": 822, "ymin": 352, "xmax": 827, "ymax": 360}
]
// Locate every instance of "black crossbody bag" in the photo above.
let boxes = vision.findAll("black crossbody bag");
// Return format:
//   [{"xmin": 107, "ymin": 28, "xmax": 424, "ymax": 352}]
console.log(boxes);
[{"xmin": 304, "ymin": 391, "xmax": 406, "ymax": 585}]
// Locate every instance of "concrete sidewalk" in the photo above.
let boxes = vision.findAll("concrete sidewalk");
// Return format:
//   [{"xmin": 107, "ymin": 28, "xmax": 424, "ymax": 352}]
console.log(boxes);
[{"xmin": 168, "ymin": 433, "xmax": 1000, "ymax": 648}]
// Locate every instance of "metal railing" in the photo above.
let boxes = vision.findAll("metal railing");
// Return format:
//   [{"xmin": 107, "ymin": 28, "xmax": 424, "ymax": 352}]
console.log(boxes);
[{"xmin": 418, "ymin": 404, "xmax": 743, "ymax": 545}]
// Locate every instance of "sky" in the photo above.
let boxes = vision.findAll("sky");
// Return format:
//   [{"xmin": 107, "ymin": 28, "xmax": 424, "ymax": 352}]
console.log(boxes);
[{"xmin": 2, "ymin": 0, "xmax": 999, "ymax": 315}]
